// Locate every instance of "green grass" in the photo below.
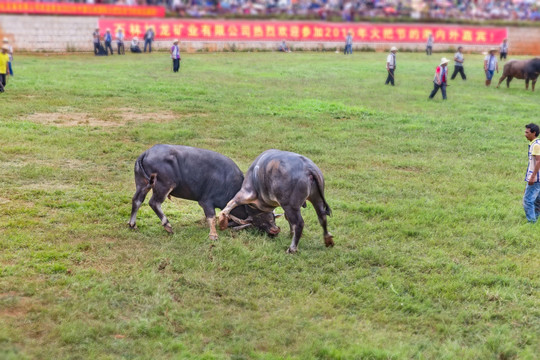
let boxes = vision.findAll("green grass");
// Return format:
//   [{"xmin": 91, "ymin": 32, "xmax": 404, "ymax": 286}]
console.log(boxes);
[{"xmin": 0, "ymin": 51, "xmax": 539, "ymax": 359}]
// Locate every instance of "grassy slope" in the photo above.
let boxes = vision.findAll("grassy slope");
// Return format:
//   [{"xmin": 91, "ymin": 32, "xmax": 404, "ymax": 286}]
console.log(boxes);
[{"xmin": 0, "ymin": 52, "xmax": 538, "ymax": 360}]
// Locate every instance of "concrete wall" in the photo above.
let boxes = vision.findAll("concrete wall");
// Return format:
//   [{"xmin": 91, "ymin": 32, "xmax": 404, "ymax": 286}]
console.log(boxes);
[{"xmin": 1, "ymin": 15, "xmax": 540, "ymax": 55}]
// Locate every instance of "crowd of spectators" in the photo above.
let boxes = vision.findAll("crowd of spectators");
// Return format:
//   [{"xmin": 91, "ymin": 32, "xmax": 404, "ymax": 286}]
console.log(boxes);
[{"xmin": 12, "ymin": 0, "xmax": 540, "ymax": 22}]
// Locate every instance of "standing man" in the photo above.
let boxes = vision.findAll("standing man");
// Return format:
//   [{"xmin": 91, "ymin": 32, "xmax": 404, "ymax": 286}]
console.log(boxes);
[
  {"xmin": 0, "ymin": 45, "xmax": 9, "ymax": 93},
  {"xmin": 385, "ymin": 47, "xmax": 397, "ymax": 86},
  {"xmin": 484, "ymin": 48, "xmax": 499, "ymax": 87},
  {"xmin": 144, "ymin": 27, "xmax": 155, "ymax": 53},
  {"xmin": 523, "ymin": 123, "xmax": 540, "ymax": 222},
  {"xmin": 171, "ymin": 39, "xmax": 181, "ymax": 73},
  {"xmin": 344, "ymin": 31, "xmax": 353, "ymax": 55},
  {"xmin": 2, "ymin": 38, "xmax": 13, "ymax": 77},
  {"xmin": 500, "ymin": 38, "xmax": 508, "ymax": 61},
  {"xmin": 116, "ymin": 28, "xmax": 125, "ymax": 55},
  {"xmin": 426, "ymin": 33, "xmax": 433, "ymax": 55},
  {"xmin": 104, "ymin": 28, "xmax": 113, "ymax": 56},
  {"xmin": 428, "ymin": 57, "xmax": 449, "ymax": 100},
  {"xmin": 451, "ymin": 46, "xmax": 466, "ymax": 80},
  {"xmin": 92, "ymin": 27, "xmax": 100, "ymax": 56}
]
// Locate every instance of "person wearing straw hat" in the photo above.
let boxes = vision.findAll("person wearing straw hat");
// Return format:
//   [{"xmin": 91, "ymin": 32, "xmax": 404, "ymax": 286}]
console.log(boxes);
[
  {"xmin": 344, "ymin": 31, "xmax": 353, "ymax": 55},
  {"xmin": 130, "ymin": 37, "xmax": 142, "ymax": 53},
  {"xmin": 484, "ymin": 48, "xmax": 499, "ymax": 87},
  {"xmin": 0, "ymin": 45, "xmax": 9, "ymax": 93},
  {"xmin": 429, "ymin": 57, "xmax": 449, "ymax": 100},
  {"xmin": 2, "ymin": 38, "xmax": 13, "ymax": 77},
  {"xmin": 385, "ymin": 46, "xmax": 397, "ymax": 86},
  {"xmin": 104, "ymin": 28, "xmax": 113, "ymax": 56},
  {"xmin": 170, "ymin": 39, "xmax": 181, "ymax": 73}
]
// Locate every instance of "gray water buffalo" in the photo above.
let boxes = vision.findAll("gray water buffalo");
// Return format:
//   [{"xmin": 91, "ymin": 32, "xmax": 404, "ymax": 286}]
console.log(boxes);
[
  {"xmin": 496, "ymin": 58, "xmax": 540, "ymax": 91},
  {"xmin": 218, "ymin": 149, "xmax": 334, "ymax": 253},
  {"xmin": 128, "ymin": 145, "xmax": 279, "ymax": 239}
]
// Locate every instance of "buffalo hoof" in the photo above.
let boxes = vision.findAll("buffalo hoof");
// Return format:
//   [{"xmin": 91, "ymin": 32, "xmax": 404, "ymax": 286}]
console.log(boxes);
[
  {"xmin": 218, "ymin": 214, "xmax": 229, "ymax": 231},
  {"xmin": 164, "ymin": 223, "xmax": 173, "ymax": 234},
  {"xmin": 209, "ymin": 234, "xmax": 218, "ymax": 241},
  {"xmin": 286, "ymin": 247, "xmax": 298, "ymax": 254},
  {"xmin": 128, "ymin": 222, "xmax": 137, "ymax": 230},
  {"xmin": 324, "ymin": 234, "xmax": 335, "ymax": 248}
]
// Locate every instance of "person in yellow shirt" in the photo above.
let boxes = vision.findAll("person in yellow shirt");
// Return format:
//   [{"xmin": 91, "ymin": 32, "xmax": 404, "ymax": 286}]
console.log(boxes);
[
  {"xmin": 523, "ymin": 123, "xmax": 540, "ymax": 222},
  {"xmin": 0, "ymin": 45, "xmax": 9, "ymax": 93}
]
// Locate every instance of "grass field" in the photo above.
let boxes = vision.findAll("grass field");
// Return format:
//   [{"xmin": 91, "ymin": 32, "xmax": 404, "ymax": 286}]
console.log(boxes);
[{"xmin": 0, "ymin": 51, "xmax": 539, "ymax": 359}]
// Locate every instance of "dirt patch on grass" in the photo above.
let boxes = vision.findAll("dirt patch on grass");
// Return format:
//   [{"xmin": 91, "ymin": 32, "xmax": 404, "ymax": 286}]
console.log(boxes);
[
  {"xmin": 22, "ymin": 107, "xmax": 195, "ymax": 127},
  {"xmin": 0, "ymin": 292, "xmax": 33, "ymax": 319}
]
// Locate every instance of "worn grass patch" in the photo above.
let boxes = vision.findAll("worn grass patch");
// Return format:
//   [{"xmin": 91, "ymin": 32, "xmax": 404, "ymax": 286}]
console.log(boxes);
[{"xmin": 0, "ymin": 52, "xmax": 539, "ymax": 360}]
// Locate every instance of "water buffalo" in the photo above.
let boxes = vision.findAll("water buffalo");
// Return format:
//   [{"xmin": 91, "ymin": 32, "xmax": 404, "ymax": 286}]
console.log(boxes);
[
  {"xmin": 496, "ymin": 58, "xmax": 540, "ymax": 91},
  {"xmin": 218, "ymin": 149, "xmax": 334, "ymax": 253},
  {"xmin": 128, "ymin": 145, "xmax": 279, "ymax": 239}
]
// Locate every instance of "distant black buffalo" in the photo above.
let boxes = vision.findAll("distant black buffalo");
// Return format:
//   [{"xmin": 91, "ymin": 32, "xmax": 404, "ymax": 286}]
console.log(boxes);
[
  {"xmin": 128, "ymin": 145, "xmax": 279, "ymax": 239},
  {"xmin": 218, "ymin": 149, "xmax": 334, "ymax": 253},
  {"xmin": 496, "ymin": 58, "xmax": 540, "ymax": 91}
]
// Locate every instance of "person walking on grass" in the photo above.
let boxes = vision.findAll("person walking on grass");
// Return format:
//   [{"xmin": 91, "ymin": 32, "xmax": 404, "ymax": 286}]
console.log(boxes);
[
  {"xmin": 500, "ymin": 38, "xmax": 508, "ymax": 61},
  {"xmin": 451, "ymin": 46, "xmax": 466, "ymax": 80},
  {"xmin": 523, "ymin": 123, "xmax": 540, "ymax": 223},
  {"xmin": 0, "ymin": 45, "xmax": 9, "ymax": 93},
  {"xmin": 2, "ymin": 38, "xmax": 13, "ymax": 77},
  {"xmin": 104, "ymin": 28, "xmax": 113, "ymax": 56},
  {"xmin": 428, "ymin": 57, "xmax": 449, "ymax": 100},
  {"xmin": 385, "ymin": 46, "xmax": 397, "ymax": 86},
  {"xmin": 344, "ymin": 31, "xmax": 353, "ymax": 55},
  {"xmin": 426, "ymin": 33, "xmax": 433, "ymax": 55},
  {"xmin": 484, "ymin": 48, "xmax": 499, "ymax": 87},
  {"xmin": 171, "ymin": 39, "xmax": 181, "ymax": 73},
  {"xmin": 144, "ymin": 27, "xmax": 154, "ymax": 53}
]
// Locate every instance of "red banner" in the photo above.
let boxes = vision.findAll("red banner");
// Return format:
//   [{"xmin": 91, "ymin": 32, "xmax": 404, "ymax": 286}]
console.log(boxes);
[
  {"xmin": 0, "ymin": 2, "xmax": 165, "ymax": 17},
  {"xmin": 99, "ymin": 19, "xmax": 507, "ymax": 45}
]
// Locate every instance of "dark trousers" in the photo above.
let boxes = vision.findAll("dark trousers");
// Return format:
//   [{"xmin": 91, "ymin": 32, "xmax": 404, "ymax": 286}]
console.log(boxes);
[
  {"xmin": 8, "ymin": 61, "xmax": 13, "ymax": 76},
  {"xmin": 93, "ymin": 42, "xmax": 100, "ymax": 55},
  {"xmin": 105, "ymin": 41, "xmax": 113, "ymax": 55},
  {"xmin": 500, "ymin": 52, "xmax": 507, "ymax": 60},
  {"xmin": 429, "ymin": 82, "xmax": 447, "ymax": 100},
  {"xmin": 385, "ymin": 69, "xmax": 395, "ymax": 86},
  {"xmin": 144, "ymin": 39, "xmax": 152, "ymax": 52},
  {"xmin": 344, "ymin": 44, "xmax": 352, "ymax": 54},
  {"xmin": 117, "ymin": 42, "xmax": 125, "ymax": 55},
  {"xmin": 451, "ymin": 66, "xmax": 466, "ymax": 80},
  {"xmin": 0, "ymin": 74, "xmax": 6, "ymax": 92},
  {"xmin": 173, "ymin": 59, "xmax": 180, "ymax": 72},
  {"xmin": 426, "ymin": 46, "xmax": 432, "ymax": 55}
]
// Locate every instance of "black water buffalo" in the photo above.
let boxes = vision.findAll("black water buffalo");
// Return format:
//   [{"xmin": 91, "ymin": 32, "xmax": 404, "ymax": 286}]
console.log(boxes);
[
  {"xmin": 496, "ymin": 58, "xmax": 540, "ymax": 91},
  {"xmin": 218, "ymin": 149, "xmax": 334, "ymax": 253},
  {"xmin": 128, "ymin": 145, "xmax": 279, "ymax": 239}
]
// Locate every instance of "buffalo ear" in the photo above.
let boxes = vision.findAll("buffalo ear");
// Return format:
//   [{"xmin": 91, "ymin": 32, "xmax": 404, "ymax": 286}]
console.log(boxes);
[{"xmin": 231, "ymin": 224, "xmax": 252, "ymax": 231}]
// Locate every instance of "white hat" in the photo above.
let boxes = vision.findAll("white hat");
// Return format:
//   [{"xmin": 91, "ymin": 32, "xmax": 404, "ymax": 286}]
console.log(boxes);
[
  {"xmin": 133, "ymin": 36, "xmax": 138, "ymax": 41},
  {"xmin": 106, "ymin": 28, "xmax": 110, "ymax": 32},
  {"xmin": 390, "ymin": 46, "xmax": 397, "ymax": 52},
  {"xmin": 440, "ymin": 57, "xmax": 450, "ymax": 65},
  {"xmin": 2, "ymin": 37, "xmax": 8, "ymax": 43},
  {"xmin": 1, "ymin": 44, "xmax": 9, "ymax": 51},
  {"xmin": 173, "ymin": 39, "xmax": 179, "ymax": 44},
  {"xmin": 489, "ymin": 47, "xmax": 498, "ymax": 52}
]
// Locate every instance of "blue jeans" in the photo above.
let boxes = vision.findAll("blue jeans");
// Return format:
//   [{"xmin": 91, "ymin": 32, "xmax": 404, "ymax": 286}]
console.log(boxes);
[
  {"xmin": 8, "ymin": 61, "xmax": 13, "ymax": 76},
  {"xmin": 486, "ymin": 70, "xmax": 495, "ymax": 80},
  {"xmin": 429, "ymin": 82, "xmax": 447, "ymax": 99},
  {"xmin": 523, "ymin": 182, "xmax": 540, "ymax": 222},
  {"xmin": 344, "ymin": 44, "xmax": 352, "ymax": 54}
]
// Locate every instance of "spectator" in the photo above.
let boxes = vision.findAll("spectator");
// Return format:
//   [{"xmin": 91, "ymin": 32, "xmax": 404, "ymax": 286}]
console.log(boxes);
[
  {"xmin": 116, "ymin": 28, "xmax": 125, "ymax": 55},
  {"xmin": 2, "ymin": 38, "xmax": 13, "ymax": 77},
  {"xmin": 344, "ymin": 31, "xmax": 353, "ymax": 55},
  {"xmin": 484, "ymin": 48, "xmax": 499, "ymax": 87},
  {"xmin": 385, "ymin": 46, "xmax": 397, "ymax": 86},
  {"xmin": 426, "ymin": 33, "xmax": 433, "ymax": 55},
  {"xmin": 523, "ymin": 123, "xmax": 540, "ymax": 223},
  {"xmin": 429, "ymin": 57, "xmax": 449, "ymax": 100},
  {"xmin": 104, "ymin": 28, "xmax": 114, "ymax": 55},
  {"xmin": 0, "ymin": 45, "xmax": 9, "ymax": 93},
  {"xmin": 93, "ymin": 27, "xmax": 100, "ymax": 56},
  {"xmin": 451, "ymin": 46, "xmax": 466, "ymax": 80},
  {"xmin": 171, "ymin": 39, "xmax": 181, "ymax": 72},
  {"xmin": 279, "ymin": 40, "xmax": 290, "ymax": 52},
  {"xmin": 144, "ymin": 27, "xmax": 155, "ymax": 53},
  {"xmin": 500, "ymin": 38, "xmax": 508, "ymax": 61},
  {"xmin": 131, "ymin": 37, "xmax": 142, "ymax": 53}
]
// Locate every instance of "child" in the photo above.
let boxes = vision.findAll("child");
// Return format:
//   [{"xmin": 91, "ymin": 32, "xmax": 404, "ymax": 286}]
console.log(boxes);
[
  {"xmin": 484, "ymin": 48, "xmax": 499, "ymax": 87},
  {"xmin": 0, "ymin": 45, "xmax": 9, "ymax": 92},
  {"xmin": 3, "ymin": 38, "xmax": 13, "ymax": 76},
  {"xmin": 171, "ymin": 39, "xmax": 181, "ymax": 73}
]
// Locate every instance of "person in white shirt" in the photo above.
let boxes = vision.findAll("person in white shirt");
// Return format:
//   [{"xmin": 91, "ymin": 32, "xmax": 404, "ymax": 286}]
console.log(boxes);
[
  {"xmin": 484, "ymin": 48, "xmax": 499, "ymax": 87},
  {"xmin": 130, "ymin": 37, "xmax": 142, "ymax": 53},
  {"xmin": 500, "ymin": 39, "xmax": 508, "ymax": 61},
  {"xmin": 2, "ymin": 38, "xmax": 13, "ymax": 76},
  {"xmin": 451, "ymin": 46, "xmax": 466, "ymax": 80},
  {"xmin": 426, "ymin": 34, "xmax": 433, "ymax": 55},
  {"xmin": 385, "ymin": 47, "xmax": 397, "ymax": 86},
  {"xmin": 116, "ymin": 28, "xmax": 125, "ymax": 55}
]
